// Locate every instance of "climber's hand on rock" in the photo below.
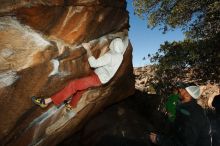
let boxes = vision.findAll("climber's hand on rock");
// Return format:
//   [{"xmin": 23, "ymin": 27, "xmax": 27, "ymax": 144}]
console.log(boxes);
[
  {"xmin": 108, "ymin": 29, "xmax": 128, "ymax": 39},
  {"xmin": 82, "ymin": 43, "xmax": 91, "ymax": 50},
  {"xmin": 82, "ymin": 43, "xmax": 92, "ymax": 57}
]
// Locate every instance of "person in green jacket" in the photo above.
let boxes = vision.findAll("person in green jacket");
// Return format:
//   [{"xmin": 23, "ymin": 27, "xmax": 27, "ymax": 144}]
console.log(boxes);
[{"xmin": 165, "ymin": 87, "xmax": 180, "ymax": 122}]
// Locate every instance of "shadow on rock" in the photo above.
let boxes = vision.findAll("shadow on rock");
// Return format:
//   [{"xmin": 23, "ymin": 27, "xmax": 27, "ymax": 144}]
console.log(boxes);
[{"xmin": 59, "ymin": 90, "xmax": 165, "ymax": 146}]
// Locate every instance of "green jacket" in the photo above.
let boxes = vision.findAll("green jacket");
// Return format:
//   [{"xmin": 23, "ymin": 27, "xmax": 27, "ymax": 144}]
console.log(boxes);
[{"xmin": 165, "ymin": 94, "xmax": 179, "ymax": 122}]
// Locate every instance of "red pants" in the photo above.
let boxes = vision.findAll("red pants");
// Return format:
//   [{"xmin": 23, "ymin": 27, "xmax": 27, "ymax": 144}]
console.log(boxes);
[{"xmin": 51, "ymin": 72, "xmax": 101, "ymax": 107}]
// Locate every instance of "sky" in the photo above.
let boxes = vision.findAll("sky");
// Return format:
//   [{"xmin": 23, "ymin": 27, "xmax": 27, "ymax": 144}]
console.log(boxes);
[{"xmin": 126, "ymin": 0, "xmax": 185, "ymax": 67}]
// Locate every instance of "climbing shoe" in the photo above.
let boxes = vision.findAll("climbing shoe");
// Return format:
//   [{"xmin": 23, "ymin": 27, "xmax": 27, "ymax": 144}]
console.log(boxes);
[
  {"xmin": 65, "ymin": 103, "xmax": 73, "ymax": 111},
  {"xmin": 32, "ymin": 96, "xmax": 48, "ymax": 108}
]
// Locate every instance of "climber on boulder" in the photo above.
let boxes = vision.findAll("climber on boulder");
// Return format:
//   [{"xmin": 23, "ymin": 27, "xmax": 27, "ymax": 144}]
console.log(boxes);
[{"xmin": 32, "ymin": 36, "xmax": 129, "ymax": 110}]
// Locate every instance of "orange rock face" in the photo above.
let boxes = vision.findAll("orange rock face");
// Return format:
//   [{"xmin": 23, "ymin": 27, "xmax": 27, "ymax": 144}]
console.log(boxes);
[{"xmin": 0, "ymin": 0, "xmax": 134, "ymax": 145}]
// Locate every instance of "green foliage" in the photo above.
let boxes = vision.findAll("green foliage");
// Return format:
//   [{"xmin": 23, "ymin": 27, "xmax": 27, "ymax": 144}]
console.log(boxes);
[
  {"xmin": 133, "ymin": 0, "xmax": 220, "ymax": 39},
  {"xmin": 133, "ymin": 0, "xmax": 220, "ymax": 98},
  {"xmin": 149, "ymin": 33, "xmax": 220, "ymax": 84}
]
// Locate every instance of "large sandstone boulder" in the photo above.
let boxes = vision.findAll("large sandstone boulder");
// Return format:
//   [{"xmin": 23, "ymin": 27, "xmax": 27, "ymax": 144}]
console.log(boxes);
[{"xmin": 0, "ymin": 0, "xmax": 135, "ymax": 145}]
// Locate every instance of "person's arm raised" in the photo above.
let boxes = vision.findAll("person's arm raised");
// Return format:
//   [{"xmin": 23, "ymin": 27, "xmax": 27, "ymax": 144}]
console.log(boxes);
[{"xmin": 108, "ymin": 29, "xmax": 128, "ymax": 39}]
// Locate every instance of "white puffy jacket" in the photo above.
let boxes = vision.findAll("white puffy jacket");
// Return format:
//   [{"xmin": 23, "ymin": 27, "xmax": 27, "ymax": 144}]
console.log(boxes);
[{"xmin": 88, "ymin": 37, "xmax": 128, "ymax": 84}]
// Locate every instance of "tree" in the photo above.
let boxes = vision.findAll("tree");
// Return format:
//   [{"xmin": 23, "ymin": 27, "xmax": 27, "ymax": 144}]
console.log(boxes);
[
  {"xmin": 133, "ymin": 0, "xmax": 220, "ymax": 39},
  {"xmin": 133, "ymin": 0, "xmax": 220, "ymax": 109},
  {"xmin": 149, "ymin": 33, "xmax": 220, "ymax": 84},
  {"xmin": 147, "ymin": 34, "xmax": 219, "ymax": 111},
  {"xmin": 133, "ymin": 0, "xmax": 220, "ymax": 84}
]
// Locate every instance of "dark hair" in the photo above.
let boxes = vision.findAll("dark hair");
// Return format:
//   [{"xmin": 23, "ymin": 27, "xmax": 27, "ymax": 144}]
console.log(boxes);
[{"xmin": 212, "ymin": 94, "xmax": 220, "ymax": 115}]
